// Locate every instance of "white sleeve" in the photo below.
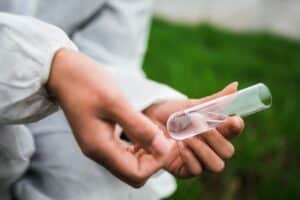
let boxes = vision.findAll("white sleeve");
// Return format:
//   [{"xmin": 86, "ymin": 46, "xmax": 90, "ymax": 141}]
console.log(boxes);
[
  {"xmin": 0, "ymin": 12, "xmax": 78, "ymax": 125},
  {"xmin": 72, "ymin": 0, "xmax": 187, "ymax": 111}
]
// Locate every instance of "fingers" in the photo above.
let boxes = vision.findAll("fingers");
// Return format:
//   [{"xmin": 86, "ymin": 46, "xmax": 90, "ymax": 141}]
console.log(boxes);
[
  {"xmin": 201, "ymin": 81, "xmax": 238, "ymax": 102},
  {"xmin": 143, "ymin": 82, "xmax": 240, "ymax": 126},
  {"xmin": 157, "ymin": 82, "xmax": 238, "ymax": 122},
  {"xmin": 200, "ymin": 129, "xmax": 235, "ymax": 159},
  {"xmin": 109, "ymin": 102, "xmax": 172, "ymax": 157},
  {"xmin": 177, "ymin": 142, "xmax": 203, "ymax": 176},
  {"xmin": 185, "ymin": 82, "xmax": 239, "ymax": 108},
  {"xmin": 185, "ymin": 137, "xmax": 225, "ymax": 173},
  {"xmin": 217, "ymin": 116, "xmax": 244, "ymax": 139},
  {"xmin": 180, "ymin": 116, "xmax": 242, "ymax": 175},
  {"xmin": 182, "ymin": 117, "xmax": 242, "ymax": 174}
]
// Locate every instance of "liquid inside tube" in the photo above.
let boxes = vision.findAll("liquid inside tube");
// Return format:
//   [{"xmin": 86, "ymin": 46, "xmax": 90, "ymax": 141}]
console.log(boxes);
[{"xmin": 167, "ymin": 83, "xmax": 272, "ymax": 140}]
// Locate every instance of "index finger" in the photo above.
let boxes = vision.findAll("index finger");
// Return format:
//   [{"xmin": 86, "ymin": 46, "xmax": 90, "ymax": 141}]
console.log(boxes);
[
  {"xmin": 107, "ymin": 100, "xmax": 172, "ymax": 157},
  {"xmin": 75, "ymin": 116, "xmax": 167, "ymax": 188}
]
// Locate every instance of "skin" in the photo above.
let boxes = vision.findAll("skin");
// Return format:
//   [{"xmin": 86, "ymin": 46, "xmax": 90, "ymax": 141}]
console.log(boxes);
[
  {"xmin": 143, "ymin": 84, "xmax": 244, "ymax": 178},
  {"xmin": 47, "ymin": 48, "xmax": 244, "ymax": 187}
]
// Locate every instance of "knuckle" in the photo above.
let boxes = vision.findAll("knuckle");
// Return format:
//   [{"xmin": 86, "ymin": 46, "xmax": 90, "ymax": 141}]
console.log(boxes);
[
  {"xmin": 92, "ymin": 87, "xmax": 120, "ymax": 110},
  {"xmin": 97, "ymin": 93, "xmax": 117, "ymax": 111},
  {"xmin": 130, "ymin": 172, "xmax": 148, "ymax": 188}
]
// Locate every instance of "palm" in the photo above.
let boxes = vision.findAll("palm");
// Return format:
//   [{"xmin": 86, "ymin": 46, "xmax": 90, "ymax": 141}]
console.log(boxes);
[
  {"xmin": 143, "ymin": 83, "xmax": 243, "ymax": 178},
  {"xmin": 143, "ymin": 100, "xmax": 202, "ymax": 178}
]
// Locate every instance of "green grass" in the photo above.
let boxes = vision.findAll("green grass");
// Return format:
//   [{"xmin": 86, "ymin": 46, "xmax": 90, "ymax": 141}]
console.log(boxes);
[{"xmin": 143, "ymin": 19, "xmax": 300, "ymax": 200}]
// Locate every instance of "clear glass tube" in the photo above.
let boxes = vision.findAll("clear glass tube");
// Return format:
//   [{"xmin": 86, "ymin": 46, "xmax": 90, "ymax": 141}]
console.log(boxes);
[{"xmin": 167, "ymin": 83, "xmax": 272, "ymax": 140}]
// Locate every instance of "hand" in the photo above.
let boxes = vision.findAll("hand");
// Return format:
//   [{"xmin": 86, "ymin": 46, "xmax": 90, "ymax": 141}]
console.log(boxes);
[
  {"xmin": 143, "ymin": 83, "xmax": 244, "ymax": 178},
  {"xmin": 47, "ymin": 49, "xmax": 172, "ymax": 187}
]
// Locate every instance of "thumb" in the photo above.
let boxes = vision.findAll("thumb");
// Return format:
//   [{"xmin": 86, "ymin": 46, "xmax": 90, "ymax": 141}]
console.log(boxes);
[
  {"xmin": 200, "ymin": 81, "xmax": 239, "ymax": 103},
  {"xmin": 187, "ymin": 82, "xmax": 239, "ymax": 107},
  {"xmin": 110, "ymin": 103, "xmax": 172, "ymax": 156}
]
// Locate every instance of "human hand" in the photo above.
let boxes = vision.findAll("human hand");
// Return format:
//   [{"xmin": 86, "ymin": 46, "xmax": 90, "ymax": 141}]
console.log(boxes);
[
  {"xmin": 47, "ymin": 49, "xmax": 172, "ymax": 187},
  {"xmin": 143, "ymin": 83, "xmax": 244, "ymax": 178}
]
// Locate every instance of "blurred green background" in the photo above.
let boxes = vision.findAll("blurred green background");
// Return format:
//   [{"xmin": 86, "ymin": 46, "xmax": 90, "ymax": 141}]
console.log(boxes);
[{"xmin": 143, "ymin": 19, "xmax": 300, "ymax": 200}]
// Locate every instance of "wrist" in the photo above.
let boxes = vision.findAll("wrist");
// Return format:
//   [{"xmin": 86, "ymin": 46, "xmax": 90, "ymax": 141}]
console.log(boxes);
[{"xmin": 47, "ymin": 48, "xmax": 74, "ymax": 98}]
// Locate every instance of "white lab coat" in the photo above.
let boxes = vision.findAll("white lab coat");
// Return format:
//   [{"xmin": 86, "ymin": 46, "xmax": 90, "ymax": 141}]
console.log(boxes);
[{"xmin": 0, "ymin": 0, "xmax": 186, "ymax": 200}]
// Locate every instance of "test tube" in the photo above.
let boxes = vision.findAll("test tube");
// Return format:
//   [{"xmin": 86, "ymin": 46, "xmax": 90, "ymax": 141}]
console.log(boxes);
[{"xmin": 167, "ymin": 83, "xmax": 272, "ymax": 140}]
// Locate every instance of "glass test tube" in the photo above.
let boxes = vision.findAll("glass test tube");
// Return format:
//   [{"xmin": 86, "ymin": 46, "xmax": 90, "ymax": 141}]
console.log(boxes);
[{"xmin": 167, "ymin": 83, "xmax": 272, "ymax": 140}]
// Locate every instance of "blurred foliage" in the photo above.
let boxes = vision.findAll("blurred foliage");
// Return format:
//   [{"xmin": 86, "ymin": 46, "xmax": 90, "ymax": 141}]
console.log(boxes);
[{"xmin": 143, "ymin": 19, "xmax": 300, "ymax": 200}]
